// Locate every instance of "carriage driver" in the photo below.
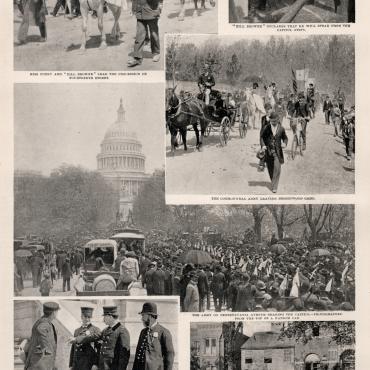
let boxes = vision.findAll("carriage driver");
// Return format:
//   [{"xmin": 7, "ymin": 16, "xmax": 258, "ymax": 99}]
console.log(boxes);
[{"xmin": 198, "ymin": 63, "xmax": 215, "ymax": 106}]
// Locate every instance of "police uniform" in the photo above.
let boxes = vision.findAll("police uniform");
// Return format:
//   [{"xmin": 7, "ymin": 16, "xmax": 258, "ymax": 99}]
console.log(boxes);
[
  {"xmin": 24, "ymin": 302, "xmax": 59, "ymax": 370},
  {"xmin": 99, "ymin": 306, "xmax": 130, "ymax": 370},
  {"xmin": 133, "ymin": 303, "xmax": 175, "ymax": 370},
  {"xmin": 69, "ymin": 307, "xmax": 101, "ymax": 370}
]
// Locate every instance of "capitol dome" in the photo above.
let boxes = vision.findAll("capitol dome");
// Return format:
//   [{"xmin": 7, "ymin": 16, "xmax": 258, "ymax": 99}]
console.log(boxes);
[{"xmin": 97, "ymin": 99, "xmax": 148, "ymax": 221}]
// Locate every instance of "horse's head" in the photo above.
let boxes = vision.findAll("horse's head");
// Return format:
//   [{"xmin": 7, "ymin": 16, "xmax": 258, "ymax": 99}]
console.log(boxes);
[{"xmin": 165, "ymin": 87, "xmax": 179, "ymax": 112}]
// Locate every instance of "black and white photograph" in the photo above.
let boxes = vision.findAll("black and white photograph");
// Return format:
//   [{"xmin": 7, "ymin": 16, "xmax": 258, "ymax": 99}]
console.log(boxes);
[
  {"xmin": 229, "ymin": 0, "xmax": 355, "ymax": 23},
  {"xmin": 13, "ymin": 0, "xmax": 218, "ymax": 70},
  {"xmin": 14, "ymin": 298, "xmax": 178, "ymax": 370},
  {"xmin": 14, "ymin": 83, "xmax": 165, "ymax": 297},
  {"xmin": 165, "ymin": 34, "xmax": 355, "ymax": 195},
  {"xmin": 190, "ymin": 321, "xmax": 355, "ymax": 370}
]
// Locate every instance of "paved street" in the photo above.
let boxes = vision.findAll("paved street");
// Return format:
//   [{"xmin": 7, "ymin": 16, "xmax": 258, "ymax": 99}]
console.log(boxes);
[
  {"xmin": 14, "ymin": 0, "xmax": 217, "ymax": 70},
  {"xmin": 166, "ymin": 110, "xmax": 355, "ymax": 195}
]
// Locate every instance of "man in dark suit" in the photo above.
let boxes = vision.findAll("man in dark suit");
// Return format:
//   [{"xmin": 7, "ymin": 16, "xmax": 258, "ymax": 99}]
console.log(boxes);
[
  {"xmin": 211, "ymin": 265, "xmax": 225, "ymax": 312},
  {"xmin": 260, "ymin": 112, "xmax": 288, "ymax": 193},
  {"xmin": 133, "ymin": 302, "xmax": 175, "ymax": 370},
  {"xmin": 24, "ymin": 302, "xmax": 59, "ymax": 370},
  {"xmin": 152, "ymin": 260, "xmax": 166, "ymax": 295},
  {"xmin": 323, "ymin": 96, "xmax": 333, "ymax": 125},
  {"xmin": 293, "ymin": 93, "xmax": 310, "ymax": 150},
  {"xmin": 69, "ymin": 307, "xmax": 101, "ymax": 370},
  {"xmin": 99, "ymin": 306, "xmax": 130, "ymax": 370},
  {"xmin": 197, "ymin": 266, "xmax": 209, "ymax": 312}
]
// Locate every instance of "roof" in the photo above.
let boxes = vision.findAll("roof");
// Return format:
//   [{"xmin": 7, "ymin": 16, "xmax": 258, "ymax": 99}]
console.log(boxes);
[
  {"xmin": 241, "ymin": 332, "xmax": 294, "ymax": 350},
  {"xmin": 83, "ymin": 239, "xmax": 117, "ymax": 249},
  {"xmin": 111, "ymin": 233, "xmax": 145, "ymax": 240}
]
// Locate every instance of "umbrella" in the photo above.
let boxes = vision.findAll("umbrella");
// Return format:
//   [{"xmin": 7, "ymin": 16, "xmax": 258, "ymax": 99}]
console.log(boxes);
[
  {"xmin": 14, "ymin": 249, "xmax": 33, "ymax": 258},
  {"xmin": 178, "ymin": 250, "xmax": 213, "ymax": 265},
  {"xmin": 309, "ymin": 248, "xmax": 331, "ymax": 257},
  {"xmin": 271, "ymin": 244, "xmax": 287, "ymax": 254}
]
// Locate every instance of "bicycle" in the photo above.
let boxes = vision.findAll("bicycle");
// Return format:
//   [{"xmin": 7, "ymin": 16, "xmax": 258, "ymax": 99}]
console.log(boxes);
[{"xmin": 291, "ymin": 117, "xmax": 304, "ymax": 160}]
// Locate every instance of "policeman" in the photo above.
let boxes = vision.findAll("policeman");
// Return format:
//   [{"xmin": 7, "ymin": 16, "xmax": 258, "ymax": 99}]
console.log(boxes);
[
  {"xmin": 24, "ymin": 302, "xmax": 59, "ymax": 370},
  {"xmin": 99, "ymin": 306, "xmax": 130, "ymax": 370},
  {"xmin": 133, "ymin": 302, "xmax": 175, "ymax": 370},
  {"xmin": 198, "ymin": 63, "xmax": 215, "ymax": 105},
  {"xmin": 69, "ymin": 307, "xmax": 101, "ymax": 370}
]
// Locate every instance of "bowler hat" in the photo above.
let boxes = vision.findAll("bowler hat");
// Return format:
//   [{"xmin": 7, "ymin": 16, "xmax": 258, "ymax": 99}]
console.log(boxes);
[
  {"xmin": 102, "ymin": 306, "xmax": 118, "ymax": 316},
  {"xmin": 81, "ymin": 307, "xmax": 94, "ymax": 317},
  {"xmin": 269, "ymin": 112, "xmax": 279, "ymax": 121},
  {"xmin": 139, "ymin": 302, "xmax": 158, "ymax": 316},
  {"xmin": 43, "ymin": 302, "xmax": 60, "ymax": 313}
]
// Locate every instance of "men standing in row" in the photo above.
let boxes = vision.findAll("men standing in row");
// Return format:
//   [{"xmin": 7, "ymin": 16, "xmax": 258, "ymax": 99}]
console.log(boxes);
[
  {"xmin": 69, "ymin": 307, "xmax": 101, "ymax": 370},
  {"xmin": 24, "ymin": 302, "xmax": 59, "ymax": 370},
  {"xmin": 260, "ymin": 112, "xmax": 288, "ymax": 193},
  {"xmin": 100, "ymin": 306, "xmax": 131, "ymax": 370},
  {"xmin": 133, "ymin": 302, "xmax": 174, "ymax": 370}
]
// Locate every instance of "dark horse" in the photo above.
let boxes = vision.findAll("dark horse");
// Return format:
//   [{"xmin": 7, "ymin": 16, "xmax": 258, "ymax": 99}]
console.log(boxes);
[{"xmin": 166, "ymin": 87, "xmax": 208, "ymax": 155}]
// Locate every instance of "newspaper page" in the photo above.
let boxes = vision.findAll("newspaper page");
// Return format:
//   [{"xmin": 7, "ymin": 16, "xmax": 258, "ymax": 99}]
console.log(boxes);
[{"xmin": 1, "ymin": 0, "xmax": 370, "ymax": 370}]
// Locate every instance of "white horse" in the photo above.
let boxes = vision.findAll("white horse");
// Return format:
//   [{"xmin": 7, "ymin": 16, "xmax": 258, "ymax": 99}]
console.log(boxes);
[
  {"xmin": 244, "ymin": 88, "xmax": 266, "ymax": 129},
  {"xmin": 66, "ymin": 0, "xmax": 123, "ymax": 50}
]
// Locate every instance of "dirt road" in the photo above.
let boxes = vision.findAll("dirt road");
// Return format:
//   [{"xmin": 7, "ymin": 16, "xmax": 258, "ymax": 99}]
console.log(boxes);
[
  {"xmin": 14, "ymin": 0, "xmax": 217, "ymax": 70},
  {"xmin": 166, "ymin": 110, "xmax": 355, "ymax": 195}
]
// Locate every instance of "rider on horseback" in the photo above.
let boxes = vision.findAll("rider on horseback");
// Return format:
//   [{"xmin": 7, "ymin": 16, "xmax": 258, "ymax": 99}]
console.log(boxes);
[{"xmin": 198, "ymin": 62, "xmax": 215, "ymax": 106}]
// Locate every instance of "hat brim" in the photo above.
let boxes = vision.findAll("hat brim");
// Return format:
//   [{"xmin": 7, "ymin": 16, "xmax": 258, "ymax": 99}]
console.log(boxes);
[{"xmin": 138, "ymin": 311, "xmax": 159, "ymax": 316}]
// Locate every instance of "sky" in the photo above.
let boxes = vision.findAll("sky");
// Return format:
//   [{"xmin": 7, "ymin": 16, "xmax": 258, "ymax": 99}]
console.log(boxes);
[{"xmin": 14, "ymin": 83, "xmax": 165, "ymax": 175}]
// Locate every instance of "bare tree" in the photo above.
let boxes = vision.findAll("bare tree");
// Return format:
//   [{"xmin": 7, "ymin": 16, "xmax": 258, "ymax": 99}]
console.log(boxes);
[
  {"xmin": 303, "ymin": 205, "xmax": 332, "ymax": 244},
  {"xmin": 268, "ymin": 205, "xmax": 303, "ymax": 240}
]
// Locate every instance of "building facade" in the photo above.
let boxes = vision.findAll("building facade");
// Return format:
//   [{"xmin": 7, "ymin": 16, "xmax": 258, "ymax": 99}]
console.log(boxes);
[{"xmin": 97, "ymin": 99, "xmax": 149, "ymax": 222}]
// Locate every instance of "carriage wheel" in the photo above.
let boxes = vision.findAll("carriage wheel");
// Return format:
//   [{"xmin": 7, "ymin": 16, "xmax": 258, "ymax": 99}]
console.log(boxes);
[
  {"xmin": 220, "ymin": 117, "xmax": 231, "ymax": 146},
  {"xmin": 204, "ymin": 122, "xmax": 212, "ymax": 137}
]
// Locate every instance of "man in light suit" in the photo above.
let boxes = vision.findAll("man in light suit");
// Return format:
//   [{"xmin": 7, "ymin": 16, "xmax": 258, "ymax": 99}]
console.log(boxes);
[
  {"xmin": 133, "ymin": 302, "xmax": 174, "ymax": 370},
  {"xmin": 24, "ymin": 302, "xmax": 59, "ymax": 370},
  {"xmin": 260, "ymin": 112, "xmax": 288, "ymax": 193}
]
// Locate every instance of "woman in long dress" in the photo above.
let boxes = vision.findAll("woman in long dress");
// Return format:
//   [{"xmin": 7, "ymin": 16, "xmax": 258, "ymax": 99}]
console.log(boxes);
[{"xmin": 18, "ymin": 0, "xmax": 48, "ymax": 44}]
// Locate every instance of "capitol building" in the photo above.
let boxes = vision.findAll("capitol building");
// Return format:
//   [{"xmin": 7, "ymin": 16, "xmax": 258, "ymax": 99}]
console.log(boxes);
[{"xmin": 97, "ymin": 98, "xmax": 149, "ymax": 222}]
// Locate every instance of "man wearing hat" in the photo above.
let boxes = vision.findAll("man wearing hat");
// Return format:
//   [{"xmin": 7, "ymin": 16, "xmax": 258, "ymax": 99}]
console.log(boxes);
[
  {"xmin": 211, "ymin": 265, "xmax": 226, "ymax": 312},
  {"xmin": 198, "ymin": 63, "xmax": 215, "ymax": 106},
  {"xmin": 24, "ymin": 302, "xmax": 59, "ymax": 370},
  {"xmin": 68, "ymin": 307, "xmax": 101, "ymax": 370},
  {"xmin": 99, "ymin": 306, "xmax": 130, "ymax": 370},
  {"xmin": 152, "ymin": 260, "xmax": 166, "ymax": 295},
  {"xmin": 143, "ymin": 261, "xmax": 156, "ymax": 296},
  {"xmin": 133, "ymin": 302, "xmax": 174, "ymax": 370},
  {"xmin": 184, "ymin": 271, "xmax": 200, "ymax": 312},
  {"xmin": 293, "ymin": 93, "xmax": 310, "ymax": 150},
  {"xmin": 260, "ymin": 112, "xmax": 288, "ymax": 193}
]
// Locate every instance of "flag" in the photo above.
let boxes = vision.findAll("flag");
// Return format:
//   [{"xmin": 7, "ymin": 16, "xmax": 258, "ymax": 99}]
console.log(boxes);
[
  {"xmin": 325, "ymin": 278, "xmax": 333, "ymax": 293},
  {"xmin": 221, "ymin": 256, "xmax": 224, "ymax": 263},
  {"xmin": 239, "ymin": 257, "xmax": 245, "ymax": 267},
  {"xmin": 258, "ymin": 259, "xmax": 267, "ymax": 271},
  {"xmin": 279, "ymin": 274, "xmax": 288, "ymax": 296},
  {"xmin": 296, "ymin": 69, "xmax": 305, "ymax": 81},
  {"xmin": 292, "ymin": 69, "xmax": 297, "ymax": 93},
  {"xmin": 253, "ymin": 266, "xmax": 258, "ymax": 276},
  {"xmin": 289, "ymin": 270, "xmax": 300, "ymax": 298},
  {"xmin": 341, "ymin": 263, "xmax": 349, "ymax": 284}
]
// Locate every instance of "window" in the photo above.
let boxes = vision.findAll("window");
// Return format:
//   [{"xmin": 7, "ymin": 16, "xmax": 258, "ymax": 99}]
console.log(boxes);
[
  {"xmin": 204, "ymin": 338, "xmax": 217, "ymax": 355},
  {"xmin": 329, "ymin": 349, "xmax": 338, "ymax": 362},
  {"xmin": 284, "ymin": 349, "xmax": 292, "ymax": 362},
  {"xmin": 245, "ymin": 358, "xmax": 253, "ymax": 364},
  {"xmin": 264, "ymin": 358, "xmax": 272, "ymax": 363},
  {"xmin": 192, "ymin": 341, "xmax": 200, "ymax": 355}
]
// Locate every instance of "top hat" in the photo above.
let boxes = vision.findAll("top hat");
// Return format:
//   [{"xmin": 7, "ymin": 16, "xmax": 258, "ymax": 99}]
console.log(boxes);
[
  {"xmin": 139, "ymin": 302, "xmax": 158, "ymax": 316},
  {"xmin": 102, "ymin": 306, "xmax": 118, "ymax": 316},
  {"xmin": 81, "ymin": 307, "xmax": 94, "ymax": 317}
]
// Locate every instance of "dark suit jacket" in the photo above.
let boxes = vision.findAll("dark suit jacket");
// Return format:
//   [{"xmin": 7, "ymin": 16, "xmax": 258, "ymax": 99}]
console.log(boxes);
[
  {"xmin": 260, "ymin": 123, "xmax": 288, "ymax": 164},
  {"xmin": 197, "ymin": 270, "xmax": 209, "ymax": 297},
  {"xmin": 211, "ymin": 272, "xmax": 225, "ymax": 297},
  {"xmin": 133, "ymin": 324, "xmax": 174, "ymax": 370},
  {"xmin": 69, "ymin": 323, "xmax": 101, "ymax": 370},
  {"xmin": 25, "ymin": 317, "xmax": 57, "ymax": 370},
  {"xmin": 323, "ymin": 100, "xmax": 333, "ymax": 112}
]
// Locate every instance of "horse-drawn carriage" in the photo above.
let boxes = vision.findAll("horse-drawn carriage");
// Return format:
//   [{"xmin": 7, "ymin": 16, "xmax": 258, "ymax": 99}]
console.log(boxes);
[{"xmin": 166, "ymin": 87, "xmax": 248, "ymax": 153}]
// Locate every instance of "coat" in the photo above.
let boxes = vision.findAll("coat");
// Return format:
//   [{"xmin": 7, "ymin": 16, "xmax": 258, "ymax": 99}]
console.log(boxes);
[
  {"xmin": 132, "ymin": 324, "xmax": 174, "ymax": 370},
  {"xmin": 61, "ymin": 261, "xmax": 72, "ymax": 278},
  {"xmin": 69, "ymin": 323, "xmax": 101, "ymax": 370},
  {"xmin": 260, "ymin": 123, "xmax": 288, "ymax": 164},
  {"xmin": 24, "ymin": 317, "xmax": 57, "ymax": 370},
  {"xmin": 184, "ymin": 282, "xmax": 200, "ymax": 312},
  {"xmin": 144, "ymin": 268, "xmax": 155, "ymax": 295},
  {"xmin": 211, "ymin": 272, "xmax": 225, "ymax": 298},
  {"xmin": 197, "ymin": 270, "xmax": 209, "ymax": 298},
  {"xmin": 99, "ymin": 322, "xmax": 130, "ymax": 370},
  {"xmin": 152, "ymin": 269, "xmax": 166, "ymax": 295},
  {"xmin": 132, "ymin": 0, "xmax": 163, "ymax": 20}
]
